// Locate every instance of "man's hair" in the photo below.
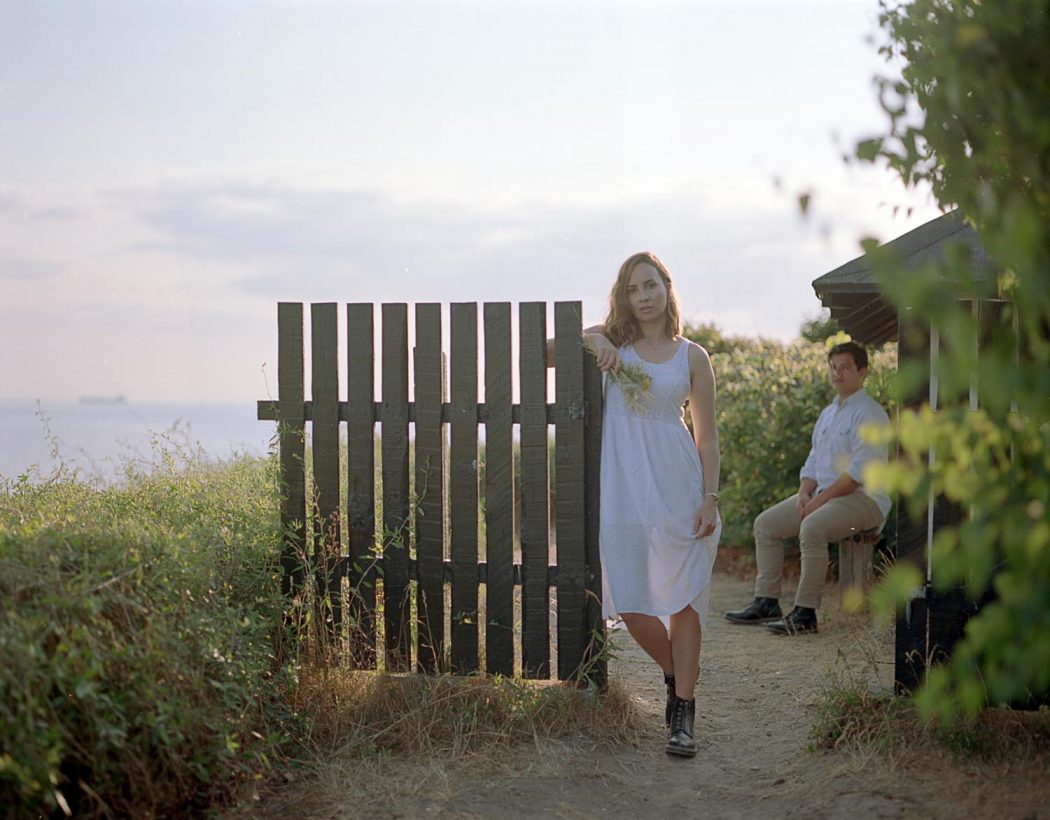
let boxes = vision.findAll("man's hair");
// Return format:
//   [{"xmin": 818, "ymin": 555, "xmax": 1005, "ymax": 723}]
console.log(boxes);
[{"xmin": 827, "ymin": 340, "xmax": 868, "ymax": 370}]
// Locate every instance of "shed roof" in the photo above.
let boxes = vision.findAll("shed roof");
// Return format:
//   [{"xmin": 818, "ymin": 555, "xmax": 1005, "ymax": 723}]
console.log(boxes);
[{"xmin": 811, "ymin": 210, "xmax": 992, "ymax": 346}]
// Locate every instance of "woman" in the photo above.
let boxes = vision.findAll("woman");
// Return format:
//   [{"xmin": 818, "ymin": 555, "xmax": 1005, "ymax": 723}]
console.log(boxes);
[{"xmin": 574, "ymin": 251, "xmax": 721, "ymax": 758}]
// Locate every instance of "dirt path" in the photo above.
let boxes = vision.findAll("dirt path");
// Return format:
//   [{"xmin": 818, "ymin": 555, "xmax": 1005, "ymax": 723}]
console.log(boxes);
[
  {"xmin": 409, "ymin": 573, "xmax": 919, "ymax": 819},
  {"xmin": 258, "ymin": 572, "xmax": 1047, "ymax": 819}
]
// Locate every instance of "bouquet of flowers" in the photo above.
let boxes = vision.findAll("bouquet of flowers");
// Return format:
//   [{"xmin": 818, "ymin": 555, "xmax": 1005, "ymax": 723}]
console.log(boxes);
[{"xmin": 583, "ymin": 337, "xmax": 653, "ymax": 413}]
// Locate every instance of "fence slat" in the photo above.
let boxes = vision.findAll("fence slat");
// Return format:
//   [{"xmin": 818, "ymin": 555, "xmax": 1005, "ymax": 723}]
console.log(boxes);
[
  {"xmin": 346, "ymin": 303, "xmax": 376, "ymax": 667},
  {"xmin": 277, "ymin": 303, "xmax": 306, "ymax": 601},
  {"xmin": 382, "ymin": 303, "xmax": 411, "ymax": 670},
  {"xmin": 414, "ymin": 303, "xmax": 445, "ymax": 673},
  {"xmin": 483, "ymin": 302, "xmax": 514, "ymax": 676},
  {"xmin": 554, "ymin": 302, "xmax": 587, "ymax": 680},
  {"xmin": 450, "ymin": 302, "xmax": 480, "ymax": 672},
  {"xmin": 311, "ymin": 303, "xmax": 342, "ymax": 646},
  {"xmin": 582, "ymin": 343, "xmax": 606, "ymax": 687},
  {"xmin": 519, "ymin": 302, "xmax": 550, "ymax": 678}
]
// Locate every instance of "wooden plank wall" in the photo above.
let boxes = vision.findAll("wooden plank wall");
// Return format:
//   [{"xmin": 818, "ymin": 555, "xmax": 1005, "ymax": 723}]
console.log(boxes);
[{"xmin": 260, "ymin": 301, "xmax": 604, "ymax": 683}]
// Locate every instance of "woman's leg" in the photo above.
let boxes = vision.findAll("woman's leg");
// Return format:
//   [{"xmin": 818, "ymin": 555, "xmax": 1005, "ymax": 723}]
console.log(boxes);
[
  {"xmin": 620, "ymin": 612, "xmax": 674, "ymax": 675},
  {"xmin": 668, "ymin": 605, "xmax": 701, "ymax": 699}
]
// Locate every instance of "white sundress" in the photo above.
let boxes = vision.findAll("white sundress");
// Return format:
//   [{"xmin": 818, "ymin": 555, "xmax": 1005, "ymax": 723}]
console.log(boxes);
[{"xmin": 600, "ymin": 339, "xmax": 721, "ymax": 628}]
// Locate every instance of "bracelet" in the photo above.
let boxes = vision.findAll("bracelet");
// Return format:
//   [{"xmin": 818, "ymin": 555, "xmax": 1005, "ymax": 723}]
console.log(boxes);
[{"xmin": 705, "ymin": 492, "xmax": 719, "ymax": 501}]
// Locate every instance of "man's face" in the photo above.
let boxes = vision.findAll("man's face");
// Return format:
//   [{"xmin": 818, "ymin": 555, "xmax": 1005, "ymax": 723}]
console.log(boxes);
[{"xmin": 828, "ymin": 352, "xmax": 866, "ymax": 399}]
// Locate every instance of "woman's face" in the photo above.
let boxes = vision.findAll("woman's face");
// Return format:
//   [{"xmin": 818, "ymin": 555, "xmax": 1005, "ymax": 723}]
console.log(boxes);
[{"xmin": 625, "ymin": 262, "xmax": 668, "ymax": 323}]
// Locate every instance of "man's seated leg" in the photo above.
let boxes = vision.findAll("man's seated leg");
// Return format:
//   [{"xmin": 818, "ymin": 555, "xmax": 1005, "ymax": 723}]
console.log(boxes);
[
  {"xmin": 725, "ymin": 495, "xmax": 800, "ymax": 624},
  {"xmin": 767, "ymin": 492, "xmax": 884, "ymax": 635}
]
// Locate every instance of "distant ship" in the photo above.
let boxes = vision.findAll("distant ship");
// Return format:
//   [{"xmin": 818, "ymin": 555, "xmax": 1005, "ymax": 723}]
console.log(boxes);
[{"xmin": 78, "ymin": 394, "xmax": 128, "ymax": 406}]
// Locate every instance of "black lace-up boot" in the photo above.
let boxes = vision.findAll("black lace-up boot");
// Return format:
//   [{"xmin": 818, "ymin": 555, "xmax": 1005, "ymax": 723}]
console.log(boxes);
[
  {"xmin": 663, "ymin": 672, "xmax": 676, "ymax": 727},
  {"xmin": 724, "ymin": 596, "xmax": 782, "ymax": 624},
  {"xmin": 766, "ymin": 605, "xmax": 818, "ymax": 635},
  {"xmin": 665, "ymin": 696, "xmax": 697, "ymax": 758}
]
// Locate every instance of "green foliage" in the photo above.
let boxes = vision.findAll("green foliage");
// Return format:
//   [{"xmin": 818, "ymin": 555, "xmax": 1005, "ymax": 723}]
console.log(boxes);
[
  {"xmin": 0, "ymin": 454, "xmax": 298, "ymax": 817},
  {"xmin": 857, "ymin": 0, "xmax": 1050, "ymax": 717},
  {"xmin": 681, "ymin": 320, "xmax": 738, "ymax": 355},
  {"xmin": 798, "ymin": 310, "xmax": 839, "ymax": 344},
  {"xmin": 683, "ymin": 326, "xmax": 896, "ymax": 546}
]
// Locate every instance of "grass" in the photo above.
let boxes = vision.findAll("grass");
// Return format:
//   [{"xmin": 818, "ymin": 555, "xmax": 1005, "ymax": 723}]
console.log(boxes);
[
  {"xmin": 0, "ymin": 433, "xmax": 297, "ymax": 817},
  {"xmin": 0, "ymin": 427, "xmax": 643, "ymax": 818},
  {"xmin": 810, "ymin": 627, "xmax": 1050, "ymax": 765},
  {"xmin": 813, "ymin": 685, "xmax": 1050, "ymax": 763},
  {"xmin": 247, "ymin": 669, "xmax": 643, "ymax": 817},
  {"xmin": 289, "ymin": 669, "xmax": 640, "ymax": 760}
]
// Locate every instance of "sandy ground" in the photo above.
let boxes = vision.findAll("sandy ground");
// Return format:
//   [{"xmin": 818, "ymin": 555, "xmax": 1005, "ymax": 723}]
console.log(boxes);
[{"xmin": 256, "ymin": 572, "xmax": 1049, "ymax": 819}]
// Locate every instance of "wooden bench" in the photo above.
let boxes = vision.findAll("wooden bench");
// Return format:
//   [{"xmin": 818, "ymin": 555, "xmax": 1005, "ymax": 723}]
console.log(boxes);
[{"xmin": 838, "ymin": 528, "xmax": 883, "ymax": 609}]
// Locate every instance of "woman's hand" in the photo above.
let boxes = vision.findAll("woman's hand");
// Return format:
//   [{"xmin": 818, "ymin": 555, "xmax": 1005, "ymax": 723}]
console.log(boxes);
[
  {"xmin": 584, "ymin": 333, "xmax": 621, "ymax": 372},
  {"xmin": 693, "ymin": 496, "xmax": 719, "ymax": 538}
]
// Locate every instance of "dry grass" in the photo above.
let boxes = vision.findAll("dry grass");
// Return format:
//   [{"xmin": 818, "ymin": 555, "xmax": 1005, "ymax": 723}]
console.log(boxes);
[
  {"xmin": 294, "ymin": 667, "xmax": 643, "ymax": 757},
  {"xmin": 236, "ymin": 667, "xmax": 645, "ymax": 817},
  {"xmin": 814, "ymin": 686, "xmax": 1050, "ymax": 763}
]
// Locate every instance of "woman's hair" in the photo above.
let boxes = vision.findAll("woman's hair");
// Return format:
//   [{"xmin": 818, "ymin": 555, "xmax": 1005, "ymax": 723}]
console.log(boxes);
[{"xmin": 603, "ymin": 251, "xmax": 682, "ymax": 347}]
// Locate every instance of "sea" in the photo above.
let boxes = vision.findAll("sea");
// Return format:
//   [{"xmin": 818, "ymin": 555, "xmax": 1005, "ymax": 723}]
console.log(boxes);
[{"xmin": 0, "ymin": 399, "xmax": 278, "ymax": 484}]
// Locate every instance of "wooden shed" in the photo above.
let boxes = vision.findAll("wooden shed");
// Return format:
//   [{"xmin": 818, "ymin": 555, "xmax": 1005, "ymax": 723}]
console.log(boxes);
[{"xmin": 811, "ymin": 210, "xmax": 1001, "ymax": 694}]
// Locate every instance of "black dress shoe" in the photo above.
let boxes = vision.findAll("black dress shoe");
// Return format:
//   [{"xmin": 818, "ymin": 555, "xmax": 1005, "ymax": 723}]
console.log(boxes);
[
  {"xmin": 725, "ymin": 596, "xmax": 782, "ymax": 624},
  {"xmin": 665, "ymin": 696, "xmax": 697, "ymax": 758},
  {"xmin": 766, "ymin": 606, "xmax": 818, "ymax": 635}
]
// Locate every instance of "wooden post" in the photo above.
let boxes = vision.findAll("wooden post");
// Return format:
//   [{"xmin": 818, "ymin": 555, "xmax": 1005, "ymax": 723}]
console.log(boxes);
[
  {"xmin": 414, "ymin": 303, "xmax": 445, "ymax": 673},
  {"xmin": 381, "ymin": 304, "xmax": 411, "ymax": 670},
  {"xmin": 554, "ymin": 302, "xmax": 587, "ymax": 681},
  {"xmin": 449, "ymin": 303, "xmax": 480, "ymax": 672},
  {"xmin": 277, "ymin": 303, "xmax": 306, "ymax": 601},
  {"xmin": 346, "ymin": 303, "xmax": 377, "ymax": 667},
  {"xmin": 837, "ymin": 529, "xmax": 879, "ymax": 609},
  {"xmin": 582, "ymin": 334, "xmax": 605, "ymax": 688},
  {"xmin": 484, "ymin": 302, "xmax": 514, "ymax": 677},
  {"xmin": 519, "ymin": 302, "xmax": 550, "ymax": 678},
  {"xmin": 311, "ymin": 303, "xmax": 341, "ymax": 650}
]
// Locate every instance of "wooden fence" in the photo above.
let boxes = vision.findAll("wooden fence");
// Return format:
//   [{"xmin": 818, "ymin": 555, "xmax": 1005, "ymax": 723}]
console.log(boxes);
[{"xmin": 257, "ymin": 301, "xmax": 605, "ymax": 684}]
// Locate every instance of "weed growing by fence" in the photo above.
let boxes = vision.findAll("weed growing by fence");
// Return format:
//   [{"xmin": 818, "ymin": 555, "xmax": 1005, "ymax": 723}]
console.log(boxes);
[{"xmin": 0, "ymin": 448, "xmax": 299, "ymax": 817}]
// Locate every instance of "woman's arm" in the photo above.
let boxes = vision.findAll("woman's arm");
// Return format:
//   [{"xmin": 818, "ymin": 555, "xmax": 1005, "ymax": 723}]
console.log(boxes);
[
  {"xmin": 687, "ymin": 343, "xmax": 720, "ymax": 537},
  {"xmin": 546, "ymin": 324, "xmax": 620, "ymax": 371}
]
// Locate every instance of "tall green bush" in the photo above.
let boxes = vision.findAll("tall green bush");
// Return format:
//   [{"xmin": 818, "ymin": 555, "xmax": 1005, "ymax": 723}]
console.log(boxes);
[
  {"xmin": 0, "ymin": 455, "xmax": 297, "ymax": 817},
  {"xmin": 855, "ymin": 0, "xmax": 1050, "ymax": 717}
]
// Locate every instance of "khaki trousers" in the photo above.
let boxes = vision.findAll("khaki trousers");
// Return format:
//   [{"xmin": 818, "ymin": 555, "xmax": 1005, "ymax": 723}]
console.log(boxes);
[{"xmin": 753, "ymin": 492, "xmax": 884, "ymax": 609}]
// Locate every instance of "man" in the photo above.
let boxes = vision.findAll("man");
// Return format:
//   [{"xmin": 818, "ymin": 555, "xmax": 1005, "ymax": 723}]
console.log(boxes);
[{"xmin": 725, "ymin": 340, "xmax": 890, "ymax": 635}]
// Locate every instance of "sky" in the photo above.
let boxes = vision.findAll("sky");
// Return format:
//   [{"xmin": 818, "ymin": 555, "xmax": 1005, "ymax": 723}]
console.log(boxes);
[{"xmin": 0, "ymin": 0, "xmax": 941, "ymax": 404}]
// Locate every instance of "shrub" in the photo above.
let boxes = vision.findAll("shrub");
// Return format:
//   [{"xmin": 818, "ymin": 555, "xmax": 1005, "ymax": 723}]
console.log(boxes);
[
  {"xmin": 0, "ymin": 454, "xmax": 298, "ymax": 817},
  {"xmin": 855, "ymin": 0, "xmax": 1050, "ymax": 717}
]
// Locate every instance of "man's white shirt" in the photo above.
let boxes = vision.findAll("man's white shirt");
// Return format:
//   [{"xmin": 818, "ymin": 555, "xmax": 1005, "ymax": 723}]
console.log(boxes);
[{"xmin": 799, "ymin": 388, "xmax": 891, "ymax": 520}]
